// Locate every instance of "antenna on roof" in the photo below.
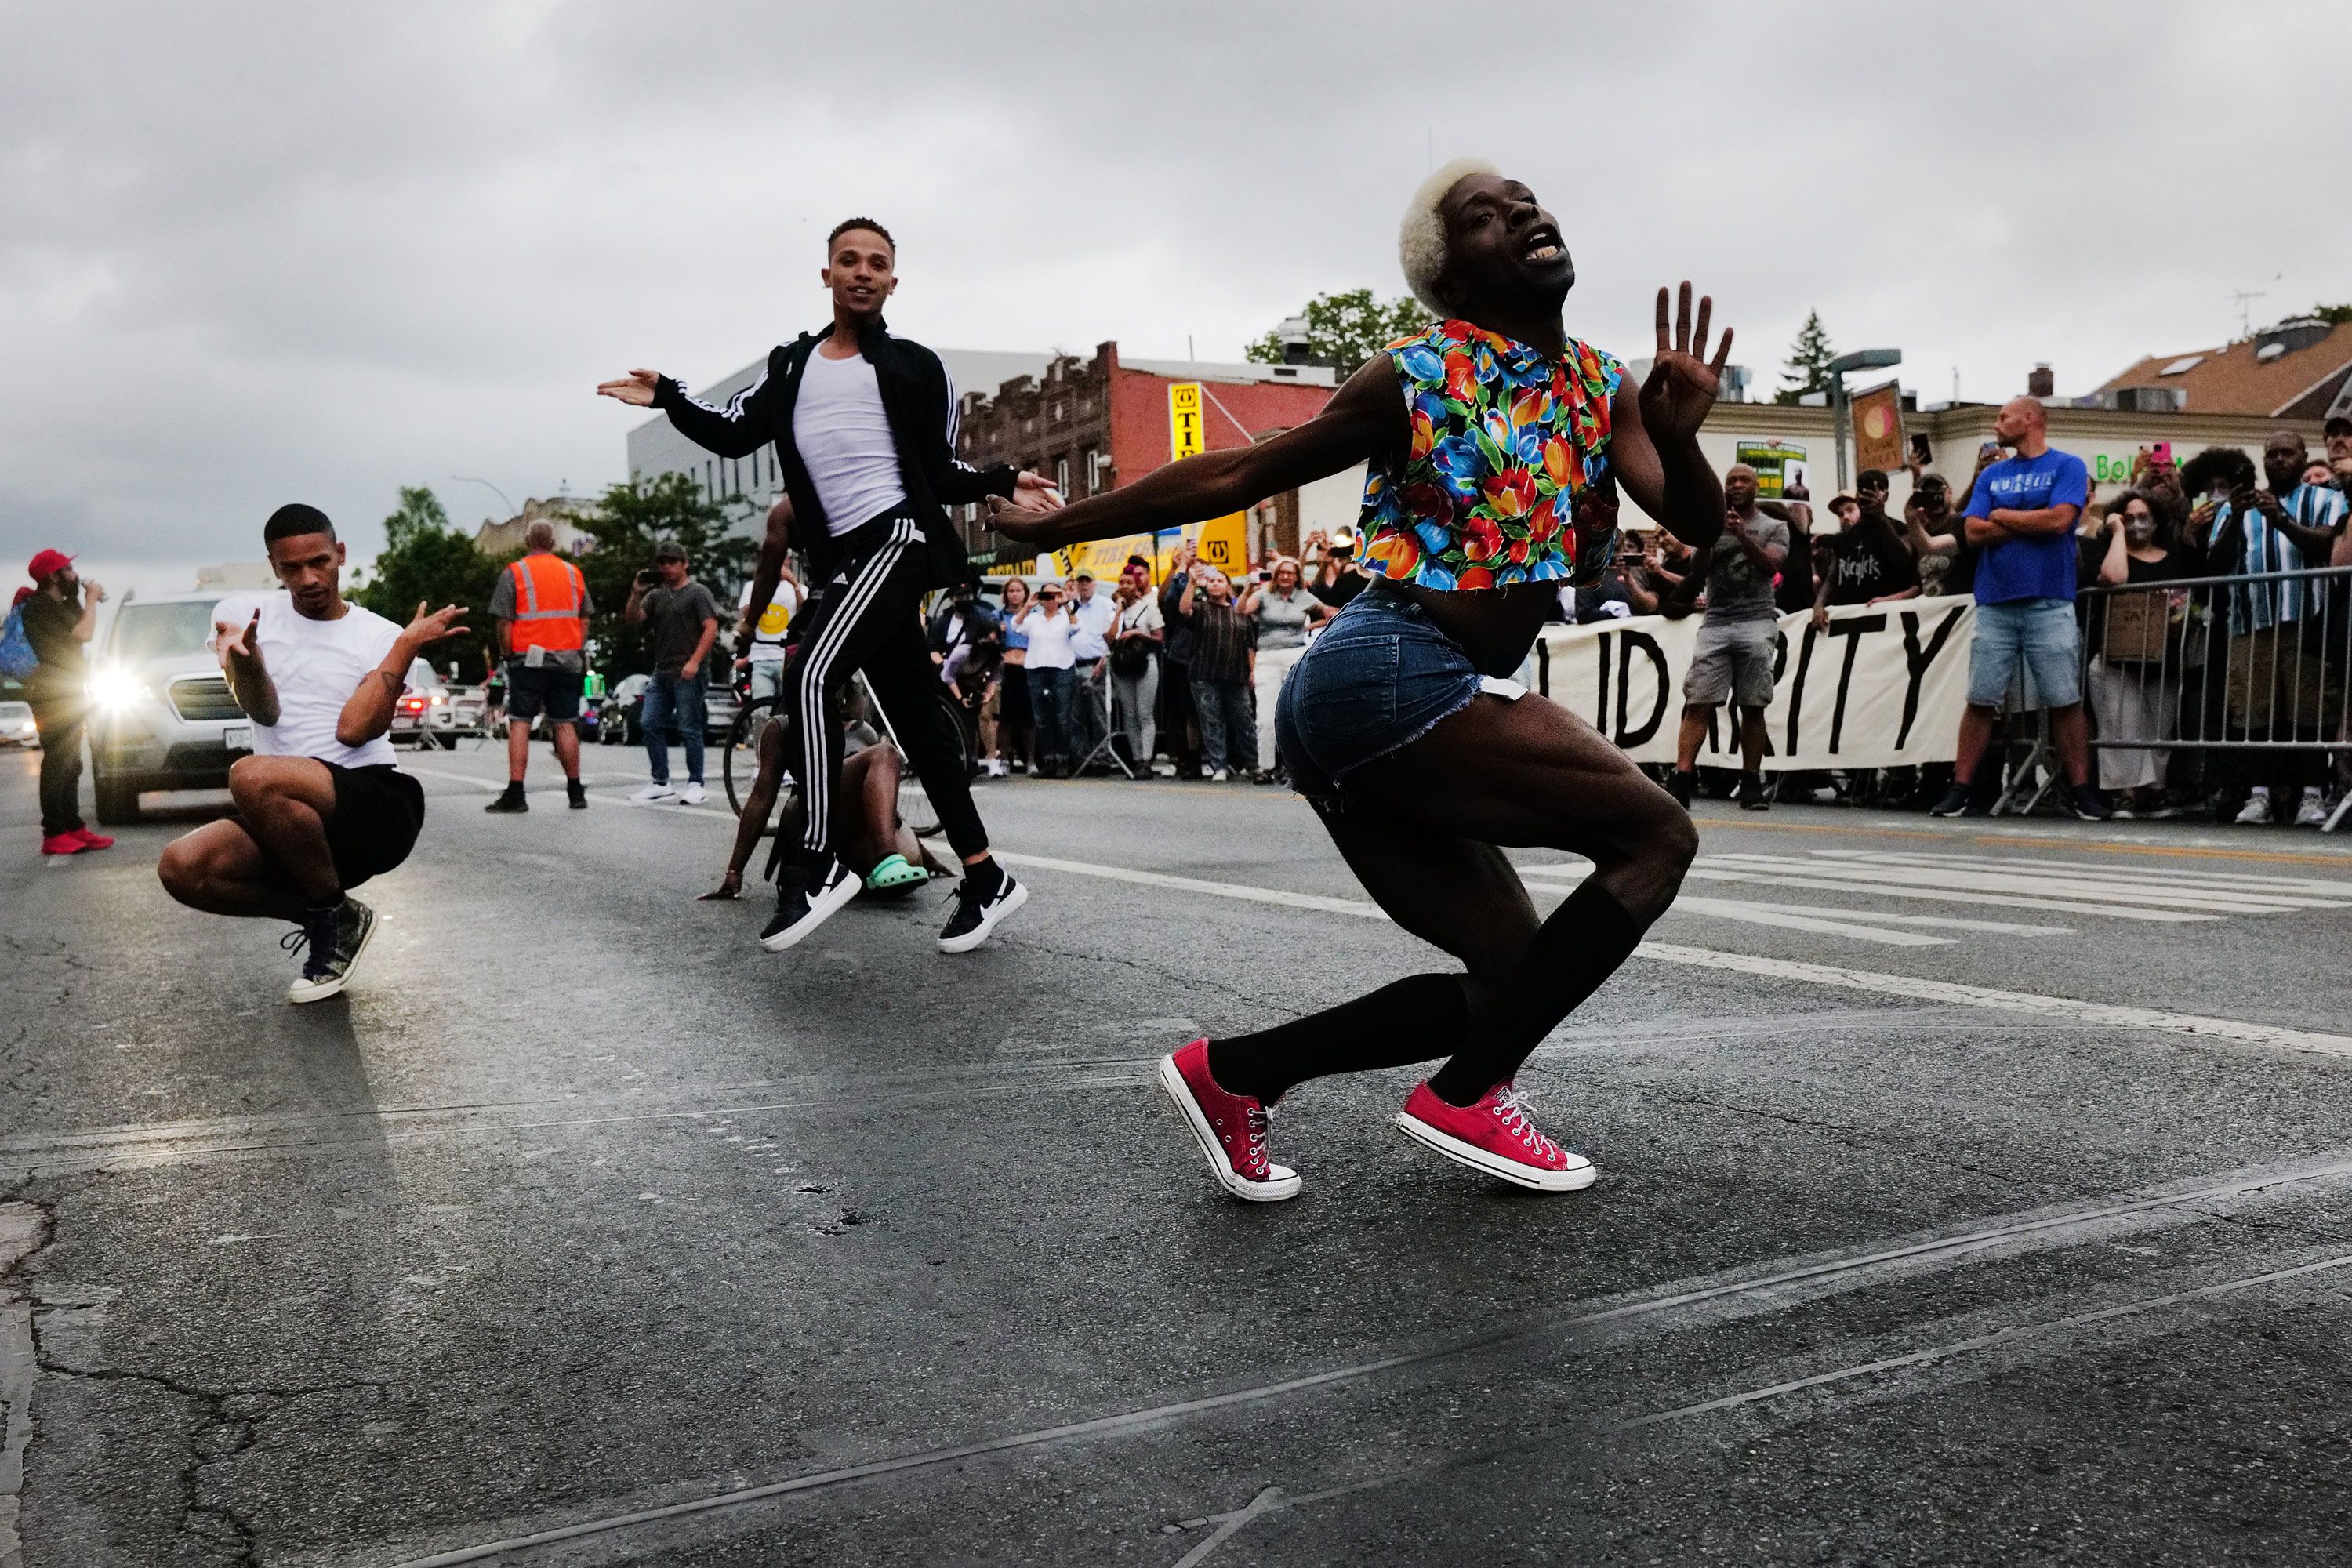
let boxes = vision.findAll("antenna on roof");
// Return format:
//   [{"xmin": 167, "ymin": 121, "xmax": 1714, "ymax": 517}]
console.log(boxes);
[{"xmin": 2227, "ymin": 289, "xmax": 2267, "ymax": 340}]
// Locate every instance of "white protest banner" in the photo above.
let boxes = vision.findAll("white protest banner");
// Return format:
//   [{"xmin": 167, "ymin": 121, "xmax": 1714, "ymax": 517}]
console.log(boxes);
[{"xmin": 1534, "ymin": 597, "xmax": 1977, "ymax": 770}]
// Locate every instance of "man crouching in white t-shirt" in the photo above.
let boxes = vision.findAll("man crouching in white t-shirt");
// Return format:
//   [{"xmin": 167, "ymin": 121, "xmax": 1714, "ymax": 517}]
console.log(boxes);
[{"xmin": 157, "ymin": 503, "xmax": 466, "ymax": 1003}]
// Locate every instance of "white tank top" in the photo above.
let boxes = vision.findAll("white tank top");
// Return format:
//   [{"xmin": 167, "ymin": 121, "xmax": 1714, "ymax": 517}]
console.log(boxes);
[{"xmin": 796, "ymin": 348, "xmax": 909, "ymax": 537}]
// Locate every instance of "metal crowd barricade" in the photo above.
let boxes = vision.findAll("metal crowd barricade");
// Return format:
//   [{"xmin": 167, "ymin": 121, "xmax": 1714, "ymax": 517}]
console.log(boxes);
[{"xmin": 2073, "ymin": 564, "xmax": 2352, "ymax": 831}]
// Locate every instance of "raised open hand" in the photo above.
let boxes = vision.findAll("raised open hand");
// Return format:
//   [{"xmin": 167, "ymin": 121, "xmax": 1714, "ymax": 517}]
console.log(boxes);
[
  {"xmin": 402, "ymin": 601, "xmax": 470, "ymax": 648},
  {"xmin": 596, "ymin": 369, "xmax": 662, "ymax": 408},
  {"xmin": 1642, "ymin": 281, "xmax": 1733, "ymax": 445}
]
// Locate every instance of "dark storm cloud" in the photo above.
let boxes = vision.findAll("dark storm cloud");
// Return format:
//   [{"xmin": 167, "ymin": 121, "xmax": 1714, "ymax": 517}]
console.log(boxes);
[{"xmin": 4, "ymin": 1, "xmax": 2347, "ymax": 590}]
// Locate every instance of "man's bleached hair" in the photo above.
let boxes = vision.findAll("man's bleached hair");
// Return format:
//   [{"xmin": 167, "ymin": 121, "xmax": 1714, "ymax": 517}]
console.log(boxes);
[{"xmin": 1399, "ymin": 157, "xmax": 1500, "ymax": 315}]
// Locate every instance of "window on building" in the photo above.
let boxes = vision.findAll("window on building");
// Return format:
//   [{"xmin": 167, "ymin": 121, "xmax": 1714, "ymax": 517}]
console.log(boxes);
[
  {"xmin": 1055, "ymin": 456, "xmax": 1070, "ymax": 497},
  {"xmin": 1084, "ymin": 448, "xmax": 1102, "ymax": 495},
  {"xmin": 1052, "ymin": 401, "xmax": 1064, "ymax": 422},
  {"xmin": 706, "ymin": 460, "xmax": 715, "ymax": 500}
]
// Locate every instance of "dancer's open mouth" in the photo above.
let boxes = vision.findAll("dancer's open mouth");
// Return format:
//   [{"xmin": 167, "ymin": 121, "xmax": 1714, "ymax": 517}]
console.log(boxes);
[{"xmin": 1522, "ymin": 227, "xmax": 1565, "ymax": 263}]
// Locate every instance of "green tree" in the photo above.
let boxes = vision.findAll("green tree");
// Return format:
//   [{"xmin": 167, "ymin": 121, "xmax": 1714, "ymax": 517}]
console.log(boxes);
[
  {"xmin": 1246, "ymin": 289, "xmax": 1432, "ymax": 376},
  {"xmin": 1774, "ymin": 310, "xmax": 1838, "ymax": 405},
  {"xmin": 350, "ymin": 487, "xmax": 509, "ymax": 682},
  {"xmin": 564, "ymin": 472, "xmax": 753, "ymax": 679},
  {"xmin": 2307, "ymin": 303, "xmax": 2352, "ymax": 326}
]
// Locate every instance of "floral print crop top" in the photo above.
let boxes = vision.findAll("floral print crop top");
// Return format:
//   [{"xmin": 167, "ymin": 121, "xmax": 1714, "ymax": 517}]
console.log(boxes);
[{"xmin": 1357, "ymin": 320, "xmax": 1623, "ymax": 591}]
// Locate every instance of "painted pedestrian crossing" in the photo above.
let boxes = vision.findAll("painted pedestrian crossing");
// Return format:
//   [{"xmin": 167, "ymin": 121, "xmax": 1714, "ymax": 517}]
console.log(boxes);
[{"xmin": 1512, "ymin": 845, "xmax": 2347, "ymax": 949}]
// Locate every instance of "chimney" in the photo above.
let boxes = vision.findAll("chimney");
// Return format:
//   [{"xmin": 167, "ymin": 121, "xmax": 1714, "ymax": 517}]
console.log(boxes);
[
  {"xmin": 2027, "ymin": 362, "xmax": 2054, "ymax": 399},
  {"xmin": 1278, "ymin": 316, "xmax": 1312, "ymax": 366}
]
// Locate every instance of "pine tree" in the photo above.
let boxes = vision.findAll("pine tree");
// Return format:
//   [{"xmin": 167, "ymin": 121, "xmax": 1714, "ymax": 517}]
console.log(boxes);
[{"xmin": 1774, "ymin": 310, "xmax": 1837, "ymax": 405}]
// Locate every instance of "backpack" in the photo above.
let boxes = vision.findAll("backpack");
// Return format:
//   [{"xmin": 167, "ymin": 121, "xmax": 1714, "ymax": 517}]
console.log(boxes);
[{"xmin": 0, "ymin": 601, "xmax": 37, "ymax": 683}]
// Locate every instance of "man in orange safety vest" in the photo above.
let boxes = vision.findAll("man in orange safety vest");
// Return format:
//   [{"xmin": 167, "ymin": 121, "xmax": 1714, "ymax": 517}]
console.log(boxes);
[{"xmin": 485, "ymin": 518, "xmax": 593, "ymax": 813}]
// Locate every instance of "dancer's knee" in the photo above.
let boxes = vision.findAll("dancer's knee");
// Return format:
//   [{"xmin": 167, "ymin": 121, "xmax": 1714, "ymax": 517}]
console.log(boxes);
[{"xmin": 156, "ymin": 842, "xmax": 208, "ymax": 908}]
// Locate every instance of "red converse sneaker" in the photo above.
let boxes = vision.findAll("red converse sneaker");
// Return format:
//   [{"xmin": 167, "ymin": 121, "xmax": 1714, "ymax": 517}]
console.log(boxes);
[
  {"xmin": 1156, "ymin": 1039, "xmax": 1301, "ymax": 1203},
  {"xmin": 1395, "ymin": 1081, "xmax": 1596, "ymax": 1192},
  {"xmin": 71, "ymin": 828, "xmax": 114, "ymax": 851}
]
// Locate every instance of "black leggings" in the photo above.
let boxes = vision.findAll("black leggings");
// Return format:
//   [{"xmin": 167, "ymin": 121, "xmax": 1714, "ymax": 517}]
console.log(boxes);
[
  {"xmin": 31, "ymin": 693, "xmax": 86, "ymax": 837},
  {"xmin": 779, "ymin": 513, "xmax": 985, "ymax": 862}
]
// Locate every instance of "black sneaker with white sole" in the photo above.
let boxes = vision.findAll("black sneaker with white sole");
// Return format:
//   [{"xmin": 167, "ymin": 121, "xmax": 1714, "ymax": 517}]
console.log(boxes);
[
  {"xmin": 760, "ymin": 851, "xmax": 859, "ymax": 952},
  {"xmin": 285, "ymin": 897, "xmax": 377, "ymax": 1004},
  {"xmin": 938, "ymin": 866, "xmax": 1028, "ymax": 953}
]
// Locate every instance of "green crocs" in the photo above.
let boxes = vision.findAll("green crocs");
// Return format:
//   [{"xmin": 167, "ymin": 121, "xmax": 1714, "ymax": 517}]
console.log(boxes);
[{"xmin": 864, "ymin": 853, "xmax": 929, "ymax": 893}]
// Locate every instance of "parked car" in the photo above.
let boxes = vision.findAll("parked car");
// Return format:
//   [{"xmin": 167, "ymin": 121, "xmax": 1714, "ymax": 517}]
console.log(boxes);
[
  {"xmin": 0, "ymin": 700, "xmax": 37, "ymax": 748},
  {"xmin": 387, "ymin": 657, "xmax": 459, "ymax": 750},
  {"xmin": 600, "ymin": 673, "xmax": 651, "ymax": 746},
  {"xmin": 448, "ymin": 684, "xmax": 492, "ymax": 739},
  {"xmin": 85, "ymin": 590, "xmax": 244, "ymax": 824}
]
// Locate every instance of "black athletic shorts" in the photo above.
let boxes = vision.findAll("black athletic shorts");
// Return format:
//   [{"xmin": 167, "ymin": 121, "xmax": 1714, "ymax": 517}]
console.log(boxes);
[
  {"xmin": 237, "ymin": 762, "xmax": 425, "ymax": 891},
  {"xmin": 504, "ymin": 660, "xmax": 584, "ymax": 723}
]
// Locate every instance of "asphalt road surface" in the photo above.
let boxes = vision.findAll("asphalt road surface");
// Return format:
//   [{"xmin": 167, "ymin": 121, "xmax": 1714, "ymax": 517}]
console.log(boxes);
[{"xmin": 7, "ymin": 737, "xmax": 2352, "ymax": 1566}]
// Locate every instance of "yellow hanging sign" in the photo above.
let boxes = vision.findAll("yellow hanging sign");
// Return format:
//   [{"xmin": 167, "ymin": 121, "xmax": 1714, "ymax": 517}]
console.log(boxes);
[{"xmin": 1169, "ymin": 382, "xmax": 1205, "ymax": 461}]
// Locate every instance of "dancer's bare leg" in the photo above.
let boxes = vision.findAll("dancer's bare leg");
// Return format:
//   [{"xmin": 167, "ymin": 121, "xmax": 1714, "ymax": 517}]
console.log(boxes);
[
  {"xmin": 702, "ymin": 720, "xmax": 787, "ymax": 899},
  {"xmin": 223, "ymin": 755, "xmax": 343, "ymax": 901},
  {"xmin": 157, "ymin": 818, "xmax": 310, "ymax": 920}
]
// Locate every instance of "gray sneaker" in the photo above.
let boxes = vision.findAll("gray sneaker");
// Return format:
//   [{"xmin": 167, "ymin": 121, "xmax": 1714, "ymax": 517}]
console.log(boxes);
[{"xmin": 285, "ymin": 898, "xmax": 378, "ymax": 1004}]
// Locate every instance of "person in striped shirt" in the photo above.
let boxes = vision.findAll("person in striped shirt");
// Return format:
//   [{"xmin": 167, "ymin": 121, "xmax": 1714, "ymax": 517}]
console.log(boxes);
[{"xmin": 2205, "ymin": 430, "xmax": 2347, "ymax": 824}]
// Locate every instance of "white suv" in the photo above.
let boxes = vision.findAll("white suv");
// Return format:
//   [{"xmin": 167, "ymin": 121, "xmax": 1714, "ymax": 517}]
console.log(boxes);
[{"xmin": 85, "ymin": 590, "xmax": 247, "ymax": 825}]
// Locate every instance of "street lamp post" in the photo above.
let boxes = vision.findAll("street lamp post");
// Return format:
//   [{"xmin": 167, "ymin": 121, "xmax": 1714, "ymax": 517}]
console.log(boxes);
[{"xmin": 1826, "ymin": 349, "xmax": 1901, "ymax": 492}]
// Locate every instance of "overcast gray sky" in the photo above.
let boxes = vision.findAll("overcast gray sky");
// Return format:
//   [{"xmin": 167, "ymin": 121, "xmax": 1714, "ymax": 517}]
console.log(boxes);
[{"xmin": 7, "ymin": 0, "xmax": 2348, "ymax": 593}]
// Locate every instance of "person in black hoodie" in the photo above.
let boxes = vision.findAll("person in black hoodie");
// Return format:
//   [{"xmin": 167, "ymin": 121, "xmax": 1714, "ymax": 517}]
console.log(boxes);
[{"xmin": 600, "ymin": 217, "xmax": 1061, "ymax": 954}]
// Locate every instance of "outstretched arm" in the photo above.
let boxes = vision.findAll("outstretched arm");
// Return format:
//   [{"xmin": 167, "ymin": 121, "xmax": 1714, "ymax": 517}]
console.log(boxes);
[
  {"xmin": 597, "ymin": 365, "xmax": 774, "ymax": 460},
  {"xmin": 1612, "ymin": 283, "xmax": 1733, "ymax": 550},
  {"xmin": 992, "ymin": 356, "xmax": 1405, "ymax": 551}
]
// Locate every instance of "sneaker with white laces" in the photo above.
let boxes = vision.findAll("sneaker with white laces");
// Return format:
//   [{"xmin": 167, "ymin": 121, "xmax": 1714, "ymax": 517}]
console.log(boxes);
[
  {"xmin": 1156, "ymin": 1039, "xmax": 1301, "ymax": 1201},
  {"xmin": 2295, "ymin": 789, "xmax": 2329, "ymax": 827},
  {"xmin": 760, "ymin": 852, "xmax": 859, "ymax": 951},
  {"xmin": 2234, "ymin": 790, "xmax": 2273, "ymax": 826},
  {"xmin": 285, "ymin": 898, "xmax": 377, "ymax": 1004},
  {"xmin": 938, "ymin": 864, "xmax": 1028, "ymax": 953},
  {"xmin": 677, "ymin": 780, "xmax": 708, "ymax": 805},
  {"xmin": 1394, "ymin": 1080, "xmax": 1596, "ymax": 1192},
  {"xmin": 633, "ymin": 782, "xmax": 680, "ymax": 804}
]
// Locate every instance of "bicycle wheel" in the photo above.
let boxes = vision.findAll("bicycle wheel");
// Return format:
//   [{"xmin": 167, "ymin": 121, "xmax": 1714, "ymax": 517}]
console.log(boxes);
[
  {"xmin": 723, "ymin": 695, "xmax": 785, "ymax": 818},
  {"xmin": 868, "ymin": 691, "xmax": 972, "ymax": 840}
]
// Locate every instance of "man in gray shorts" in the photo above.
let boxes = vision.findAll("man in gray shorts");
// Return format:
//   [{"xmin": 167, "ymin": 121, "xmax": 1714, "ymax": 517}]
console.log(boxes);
[{"xmin": 1671, "ymin": 463, "xmax": 1788, "ymax": 810}]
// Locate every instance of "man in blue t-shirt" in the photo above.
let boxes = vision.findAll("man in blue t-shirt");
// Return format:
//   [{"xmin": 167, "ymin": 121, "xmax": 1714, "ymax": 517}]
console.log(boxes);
[{"xmin": 1929, "ymin": 396, "xmax": 2107, "ymax": 820}]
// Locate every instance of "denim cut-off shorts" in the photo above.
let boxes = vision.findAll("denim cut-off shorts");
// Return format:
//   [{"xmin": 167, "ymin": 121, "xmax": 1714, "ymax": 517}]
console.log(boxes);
[
  {"xmin": 1275, "ymin": 589, "xmax": 1490, "ymax": 804},
  {"xmin": 1968, "ymin": 597, "xmax": 2081, "ymax": 710}
]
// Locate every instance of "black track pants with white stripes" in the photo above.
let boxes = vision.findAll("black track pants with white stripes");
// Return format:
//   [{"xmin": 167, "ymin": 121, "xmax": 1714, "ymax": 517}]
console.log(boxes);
[{"xmin": 778, "ymin": 512, "xmax": 987, "ymax": 863}]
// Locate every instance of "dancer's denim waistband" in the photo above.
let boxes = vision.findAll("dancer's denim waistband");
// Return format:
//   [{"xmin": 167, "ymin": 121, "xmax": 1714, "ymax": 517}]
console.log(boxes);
[{"xmin": 1275, "ymin": 587, "xmax": 1484, "ymax": 806}]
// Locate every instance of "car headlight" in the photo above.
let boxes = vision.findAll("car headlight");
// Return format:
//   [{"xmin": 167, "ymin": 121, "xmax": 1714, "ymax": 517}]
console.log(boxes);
[{"xmin": 87, "ymin": 669, "xmax": 152, "ymax": 710}]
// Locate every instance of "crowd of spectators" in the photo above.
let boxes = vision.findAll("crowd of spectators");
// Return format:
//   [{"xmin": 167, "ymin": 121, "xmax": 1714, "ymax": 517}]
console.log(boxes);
[
  {"xmin": 1573, "ymin": 401, "xmax": 2352, "ymax": 825},
  {"xmin": 923, "ymin": 404, "xmax": 2351, "ymax": 822}
]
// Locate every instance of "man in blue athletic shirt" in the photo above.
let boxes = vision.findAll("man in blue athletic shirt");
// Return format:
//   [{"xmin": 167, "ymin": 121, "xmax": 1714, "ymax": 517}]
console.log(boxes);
[{"xmin": 1929, "ymin": 396, "xmax": 2107, "ymax": 820}]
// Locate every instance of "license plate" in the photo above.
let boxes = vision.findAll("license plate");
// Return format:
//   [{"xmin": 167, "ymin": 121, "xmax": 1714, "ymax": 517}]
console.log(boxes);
[{"xmin": 222, "ymin": 723, "xmax": 252, "ymax": 753}]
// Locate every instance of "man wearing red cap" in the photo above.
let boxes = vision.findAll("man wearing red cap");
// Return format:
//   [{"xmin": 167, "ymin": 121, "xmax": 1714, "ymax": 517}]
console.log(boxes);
[{"xmin": 18, "ymin": 549, "xmax": 114, "ymax": 856}]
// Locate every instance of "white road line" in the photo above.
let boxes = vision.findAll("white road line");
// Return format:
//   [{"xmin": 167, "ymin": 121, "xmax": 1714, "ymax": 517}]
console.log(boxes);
[
  {"xmin": 993, "ymin": 853, "xmax": 2352, "ymax": 1058},
  {"xmin": 1664, "ymin": 898, "xmax": 1951, "ymax": 947},
  {"xmin": 1816, "ymin": 848, "xmax": 2352, "ymax": 899},
  {"xmin": 1511, "ymin": 868, "xmax": 2069, "ymax": 936},
  {"xmin": 401, "ymin": 764, "xmax": 738, "ymax": 821},
  {"xmin": 1589, "ymin": 861, "xmax": 2212, "ymax": 923},
  {"xmin": 372, "ymin": 1151, "xmax": 2352, "ymax": 1566},
  {"xmin": 1701, "ymin": 853, "xmax": 2306, "ymax": 915}
]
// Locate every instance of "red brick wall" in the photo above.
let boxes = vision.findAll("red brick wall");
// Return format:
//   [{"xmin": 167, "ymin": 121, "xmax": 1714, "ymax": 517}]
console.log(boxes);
[{"xmin": 1105, "ymin": 363, "xmax": 1335, "ymax": 486}]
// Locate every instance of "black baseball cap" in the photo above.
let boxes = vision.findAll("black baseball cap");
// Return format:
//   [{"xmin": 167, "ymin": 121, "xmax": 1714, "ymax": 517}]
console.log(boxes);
[
  {"xmin": 653, "ymin": 540, "xmax": 688, "ymax": 561},
  {"xmin": 2326, "ymin": 414, "xmax": 2352, "ymax": 437}
]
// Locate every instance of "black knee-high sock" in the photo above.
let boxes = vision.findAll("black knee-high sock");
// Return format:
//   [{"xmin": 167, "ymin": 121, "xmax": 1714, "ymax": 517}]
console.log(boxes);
[
  {"xmin": 1426, "ymin": 880, "xmax": 1646, "ymax": 1107},
  {"xmin": 1206, "ymin": 974, "xmax": 1470, "ymax": 1105}
]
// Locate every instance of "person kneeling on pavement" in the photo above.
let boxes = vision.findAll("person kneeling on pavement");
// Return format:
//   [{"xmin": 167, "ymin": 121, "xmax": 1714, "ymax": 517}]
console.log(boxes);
[{"xmin": 157, "ymin": 504, "xmax": 466, "ymax": 1003}]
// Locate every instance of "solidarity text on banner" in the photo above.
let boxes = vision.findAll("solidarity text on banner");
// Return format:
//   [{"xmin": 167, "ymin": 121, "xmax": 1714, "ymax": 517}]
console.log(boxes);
[{"xmin": 1535, "ymin": 597, "xmax": 1977, "ymax": 770}]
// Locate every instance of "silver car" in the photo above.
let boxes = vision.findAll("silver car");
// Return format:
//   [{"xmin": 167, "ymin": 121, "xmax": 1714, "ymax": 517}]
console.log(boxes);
[
  {"xmin": 85, "ymin": 590, "xmax": 249, "ymax": 825},
  {"xmin": 0, "ymin": 700, "xmax": 37, "ymax": 748}
]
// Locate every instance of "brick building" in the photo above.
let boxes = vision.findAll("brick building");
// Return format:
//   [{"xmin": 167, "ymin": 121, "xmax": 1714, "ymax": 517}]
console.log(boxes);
[{"xmin": 949, "ymin": 343, "xmax": 1347, "ymax": 566}]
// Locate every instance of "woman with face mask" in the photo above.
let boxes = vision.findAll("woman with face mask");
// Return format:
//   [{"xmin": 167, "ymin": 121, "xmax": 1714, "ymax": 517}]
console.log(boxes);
[{"xmin": 2087, "ymin": 489, "xmax": 2189, "ymax": 816}]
